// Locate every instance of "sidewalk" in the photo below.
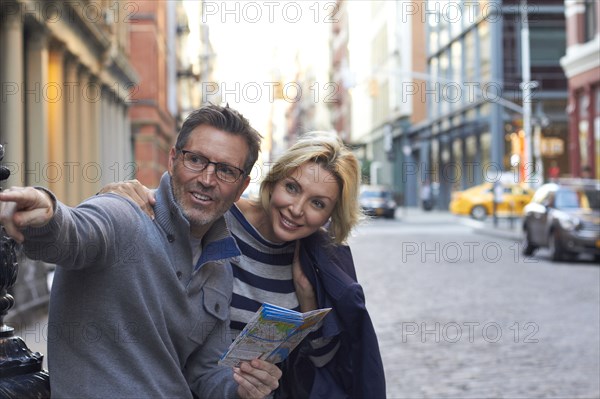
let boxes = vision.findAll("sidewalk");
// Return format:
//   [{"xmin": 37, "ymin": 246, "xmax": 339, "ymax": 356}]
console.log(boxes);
[
  {"xmin": 396, "ymin": 207, "xmax": 523, "ymax": 241},
  {"xmin": 394, "ymin": 206, "xmax": 459, "ymax": 224},
  {"xmin": 466, "ymin": 214, "xmax": 523, "ymax": 241}
]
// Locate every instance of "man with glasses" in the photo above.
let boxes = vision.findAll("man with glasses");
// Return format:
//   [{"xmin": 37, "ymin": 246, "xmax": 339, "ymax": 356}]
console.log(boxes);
[{"xmin": 0, "ymin": 104, "xmax": 281, "ymax": 398}]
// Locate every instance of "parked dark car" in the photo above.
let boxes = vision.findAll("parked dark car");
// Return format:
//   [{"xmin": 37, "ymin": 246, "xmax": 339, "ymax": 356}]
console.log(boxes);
[
  {"xmin": 359, "ymin": 185, "xmax": 397, "ymax": 219},
  {"xmin": 522, "ymin": 179, "xmax": 600, "ymax": 261}
]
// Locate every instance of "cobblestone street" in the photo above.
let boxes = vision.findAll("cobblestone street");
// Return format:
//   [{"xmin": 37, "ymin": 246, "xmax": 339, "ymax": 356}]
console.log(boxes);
[{"xmin": 349, "ymin": 210, "xmax": 600, "ymax": 398}]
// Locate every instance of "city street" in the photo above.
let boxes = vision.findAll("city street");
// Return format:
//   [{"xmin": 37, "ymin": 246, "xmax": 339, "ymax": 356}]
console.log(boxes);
[
  {"xmin": 349, "ymin": 209, "xmax": 600, "ymax": 398},
  {"xmin": 1, "ymin": 0, "xmax": 597, "ymax": 397},
  {"xmin": 11, "ymin": 209, "xmax": 600, "ymax": 398}
]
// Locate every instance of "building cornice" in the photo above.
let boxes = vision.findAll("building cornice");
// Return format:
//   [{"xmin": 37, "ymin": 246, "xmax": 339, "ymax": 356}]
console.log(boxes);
[
  {"xmin": 564, "ymin": 0, "xmax": 585, "ymax": 18},
  {"xmin": 560, "ymin": 36, "xmax": 600, "ymax": 78},
  {"xmin": 60, "ymin": 0, "xmax": 112, "ymax": 52}
]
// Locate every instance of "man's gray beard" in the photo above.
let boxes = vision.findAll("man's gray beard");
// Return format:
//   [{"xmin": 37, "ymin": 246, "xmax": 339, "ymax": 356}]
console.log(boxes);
[
  {"xmin": 170, "ymin": 174, "xmax": 231, "ymax": 230},
  {"xmin": 183, "ymin": 208, "xmax": 215, "ymax": 227}
]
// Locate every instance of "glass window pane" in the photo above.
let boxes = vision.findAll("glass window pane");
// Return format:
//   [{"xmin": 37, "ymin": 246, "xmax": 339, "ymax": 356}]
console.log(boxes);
[
  {"xmin": 479, "ymin": 21, "xmax": 491, "ymax": 81},
  {"xmin": 465, "ymin": 30, "xmax": 476, "ymax": 82},
  {"xmin": 530, "ymin": 26, "xmax": 566, "ymax": 65},
  {"xmin": 451, "ymin": 41, "xmax": 463, "ymax": 106}
]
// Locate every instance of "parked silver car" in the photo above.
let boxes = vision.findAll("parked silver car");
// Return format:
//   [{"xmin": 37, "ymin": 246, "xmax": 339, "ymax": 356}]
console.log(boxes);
[
  {"xmin": 359, "ymin": 185, "xmax": 397, "ymax": 219},
  {"xmin": 522, "ymin": 179, "xmax": 600, "ymax": 261}
]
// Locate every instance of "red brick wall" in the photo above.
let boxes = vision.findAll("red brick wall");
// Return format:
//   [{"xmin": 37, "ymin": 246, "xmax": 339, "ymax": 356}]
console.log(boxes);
[{"xmin": 128, "ymin": 1, "xmax": 176, "ymax": 187}]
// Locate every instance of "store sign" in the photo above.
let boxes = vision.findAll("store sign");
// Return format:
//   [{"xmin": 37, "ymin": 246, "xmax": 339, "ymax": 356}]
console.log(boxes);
[{"xmin": 540, "ymin": 138, "xmax": 564, "ymax": 156}]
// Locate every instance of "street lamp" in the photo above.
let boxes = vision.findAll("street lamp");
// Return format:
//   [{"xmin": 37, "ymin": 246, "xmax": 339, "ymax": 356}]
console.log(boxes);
[
  {"xmin": 520, "ymin": 0, "xmax": 536, "ymax": 187},
  {"xmin": 0, "ymin": 144, "xmax": 50, "ymax": 397}
]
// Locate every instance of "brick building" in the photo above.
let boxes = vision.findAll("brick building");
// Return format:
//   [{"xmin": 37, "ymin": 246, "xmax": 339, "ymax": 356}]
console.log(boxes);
[{"xmin": 560, "ymin": 0, "xmax": 599, "ymax": 178}]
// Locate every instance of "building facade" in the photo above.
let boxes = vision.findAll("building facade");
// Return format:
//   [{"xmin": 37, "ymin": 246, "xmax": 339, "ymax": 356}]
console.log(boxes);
[
  {"xmin": 0, "ymin": 0, "xmax": 137, "ymax": 205},
  {"xmin": 560, "ymin": 0, "xmax": 599, "ymax": 178},
  {"xmin": 346, "ymin": 0, "xmax": 415, "ymax": 195},
  {"xmin": 0, "ymin": 0, "xmax": 137, "ymax": 321},
  {"xmin": 329, "ymin": 0, "xmax": 352, "ymax": 144},
  {"xmin": 127, "ymin": 1, "xmax": 176, "ymax": 186},
  {"xmin": 128, "ymin": 0, "xmax": 216, "ymax": 187},
  {"xmin": 405, "ymin": 0, "xmax": 568, "ymax": 209}
]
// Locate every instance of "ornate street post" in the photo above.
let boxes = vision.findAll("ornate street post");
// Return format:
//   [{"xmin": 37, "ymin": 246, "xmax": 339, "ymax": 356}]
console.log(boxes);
[{"xmin": 0, "ymin": 144, "xmax": 50, "ymax": 397}]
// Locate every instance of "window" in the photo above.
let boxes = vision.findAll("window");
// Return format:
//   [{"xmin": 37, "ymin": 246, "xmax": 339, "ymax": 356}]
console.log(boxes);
[
  {"xmin": 451, "ymin": 41, "xmax": 463, "ymax": 107},
  {"xmin": 428, "ymin": 7, "xmax": 439, "ymax": 54},
  {"xmin": 452, "ymin": 137, "xmax": 463, "ymax": 189},
  {"xmin": 530, "ymin": 26, "xmax": 566, "ymax": 66},
  {"xmin": 464, "ymin": 30, "xmax": 476, "ymax": 83},
  {"xmin": 555, "ymin": 190, "xmax": 584, "ymax": 209},
  {"xmin": 429, "ymin": 58, "xmax": 440, "ymax": 119},
  {"xmin": 585, "ymin": 0, "xmax": 597, "ymax": 42},
  {"xmin": 480, "ymin": 131, "xmax": 491, "ymax": 172},
  {"xmin": 439, "ymin": 52, "xmax": 449, "ymax": 115},
  {"xmin": 479, "ymin": 21, "xmax": 491, "ymax": 81},
  {"xmin": 578, "ymin": 93, "xmax": 590, "ymax": 167},
  {"xmin": 466, "ymin": 135, "xmax": 477, "ymax": 168}
]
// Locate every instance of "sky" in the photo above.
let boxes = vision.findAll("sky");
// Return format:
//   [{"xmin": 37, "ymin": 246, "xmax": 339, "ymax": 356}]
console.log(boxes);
[{"xmin": 183, "ymin": 0, "xmax": 332, "ymax": 137}]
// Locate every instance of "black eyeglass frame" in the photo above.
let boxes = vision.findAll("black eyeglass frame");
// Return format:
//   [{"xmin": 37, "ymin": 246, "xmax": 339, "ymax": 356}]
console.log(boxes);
[{"xmin": 178, "ymin": 149, "xmax": 246, "ymax": 183}]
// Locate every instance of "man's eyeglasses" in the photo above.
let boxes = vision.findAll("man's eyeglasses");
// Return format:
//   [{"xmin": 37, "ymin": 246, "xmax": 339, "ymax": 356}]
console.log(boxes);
[{"xmin": 179, "ymin": 150, "xmax": 245, "ymax": 183}]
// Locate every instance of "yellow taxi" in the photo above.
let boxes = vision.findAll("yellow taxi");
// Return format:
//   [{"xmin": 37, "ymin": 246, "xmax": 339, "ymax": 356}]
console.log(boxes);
[{"xmin": 449, "ymin": 182, "xmax": 534, "ymax": 220}]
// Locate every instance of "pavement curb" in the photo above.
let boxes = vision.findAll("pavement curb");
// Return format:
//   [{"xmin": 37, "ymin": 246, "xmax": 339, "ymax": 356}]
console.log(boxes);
[
  {"xmin": 457, "ymin": 216, "xmax": 523, "ymax": 241},
  {"xmin": 393, "ymin": 208, "xmax": 524, "ymax": 241},
  {"xmin": 472, "ymin": 225, "xmax": 523, "ymax": 241}
]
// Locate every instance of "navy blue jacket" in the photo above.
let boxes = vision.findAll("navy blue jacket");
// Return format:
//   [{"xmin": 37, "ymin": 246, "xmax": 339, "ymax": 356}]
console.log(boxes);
[{"xmin": 276, "ymin": 231, "xmax": 386, "ymax": 398}]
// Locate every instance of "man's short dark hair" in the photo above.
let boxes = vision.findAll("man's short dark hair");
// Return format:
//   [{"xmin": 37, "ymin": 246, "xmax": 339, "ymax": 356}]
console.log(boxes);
[{"xmin": 175, "ymin": 104, "xmax": 262, "ymax": 175}]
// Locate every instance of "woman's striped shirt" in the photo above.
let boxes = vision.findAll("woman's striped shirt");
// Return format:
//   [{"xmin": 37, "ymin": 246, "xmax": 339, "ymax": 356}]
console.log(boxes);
[
  {"xmin": 224, "ymin": 204, "xmax": 340, "ymax": 367},
  {"xmin": 225, "ymin": 204, "xmax": 299, "ymax": 336}
]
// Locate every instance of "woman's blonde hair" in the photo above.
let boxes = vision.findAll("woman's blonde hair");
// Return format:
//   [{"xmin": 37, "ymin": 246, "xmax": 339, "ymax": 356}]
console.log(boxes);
[{"xmin": 259, "ymin": 131, "xmax": 362, "ymax": 244}]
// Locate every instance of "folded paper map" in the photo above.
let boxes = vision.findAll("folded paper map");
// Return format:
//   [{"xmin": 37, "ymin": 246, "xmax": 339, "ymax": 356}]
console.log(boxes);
[{"xmin": 219, "ymin": 303, "xmax": 332, "ymax": 367}]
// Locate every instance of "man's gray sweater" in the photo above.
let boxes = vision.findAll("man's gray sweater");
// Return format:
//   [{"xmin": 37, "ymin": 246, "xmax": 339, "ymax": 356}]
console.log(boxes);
[{"xmin": 22, "ymin": 173, "xmax": 240, "ymax": 398}]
